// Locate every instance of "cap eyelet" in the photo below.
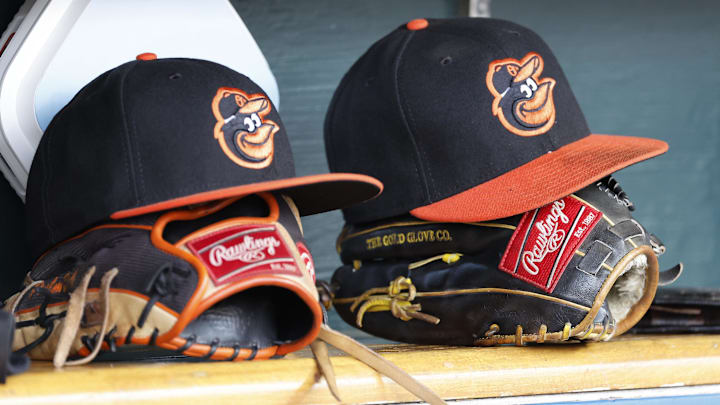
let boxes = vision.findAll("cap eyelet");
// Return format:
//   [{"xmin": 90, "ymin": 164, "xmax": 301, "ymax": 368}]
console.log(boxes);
[
  {"xmin": 406, "ymin": 19, "xmax": 428, "ymax": 31},
  {"xmin": 440, "ymin": 56, "xmax": 453, "ymax": 66},
  {"xmin": 169, "ymin": 73, "xmax": 182, "ymax": 80},
  {"xmin": 136, "ymin": 52, "xmax": 157, "ymax": 61}
]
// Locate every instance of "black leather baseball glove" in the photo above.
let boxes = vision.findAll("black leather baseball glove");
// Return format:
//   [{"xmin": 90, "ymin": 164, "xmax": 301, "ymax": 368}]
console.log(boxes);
[
  {"xmin": 4, "ymin": 192, "xmax": 446, "ymax": 404},
  {"xmin": 330, "ymin": 177, "xmax": 682, "ymax": 346},
  {"xmin": 5, "ymin": 193, "xmax": 324, "ymax": 365}
]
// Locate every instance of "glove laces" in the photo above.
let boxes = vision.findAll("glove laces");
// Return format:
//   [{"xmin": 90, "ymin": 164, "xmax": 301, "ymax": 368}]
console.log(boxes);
[
  {"xmin": 347, "ymin": 276, "xmax": 440, "ymax": 327},
  {"xmin": 315, "ymin": 282, "xmax": 446, "ymax": 405},
  {"xmin": 310, "ymin": 324, "xmax": 446, "ymax": 405},
  {"xmin": 8, "ymin": 266, "xmax": 118, "ymax": 367},
  {"xmin": 53, "ymin": 266, "xmax": 118, "ymax": 367}
]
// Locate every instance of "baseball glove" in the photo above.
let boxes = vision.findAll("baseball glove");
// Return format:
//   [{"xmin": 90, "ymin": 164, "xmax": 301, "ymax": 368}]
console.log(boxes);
[
  {"xmin": 5, "ymin": 192, "xmax": 323, "ymax": 365},
  {"xmin": 330, "ymin": 176, "xmax": 682, "ymax": 346},
  {"xmin": 3, "ymin": 191, "xmax": 446, "ymax": 404}
]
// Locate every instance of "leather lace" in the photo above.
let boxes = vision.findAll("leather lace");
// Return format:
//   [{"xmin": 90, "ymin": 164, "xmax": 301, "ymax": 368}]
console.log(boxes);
[
  {"xmin": 311, "ymin": 324, "xmax": 445, "ymax": 405},
  {"xmin": 316, "ymin": 281, "xmax": 446, "ymax": 404},
  {"xmin": 341, "ymin": 276, "xmax": 441, "ymax": 327}
]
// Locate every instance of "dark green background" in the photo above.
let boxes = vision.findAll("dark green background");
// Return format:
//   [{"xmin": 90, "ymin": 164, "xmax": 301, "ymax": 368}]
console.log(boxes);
[{"xmin": 1, "ymin": 0, "xmax": 718, "ymax": 342}]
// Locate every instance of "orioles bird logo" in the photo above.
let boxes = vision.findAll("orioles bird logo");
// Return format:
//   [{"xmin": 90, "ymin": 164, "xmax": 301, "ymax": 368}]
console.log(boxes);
[
  {"xmin": 486, "ymin": 52, "xmax": 556, "ymax": 136},
  {"xmin": 212, "ymin": 87, "xmax": 279, "ymax": 169}
]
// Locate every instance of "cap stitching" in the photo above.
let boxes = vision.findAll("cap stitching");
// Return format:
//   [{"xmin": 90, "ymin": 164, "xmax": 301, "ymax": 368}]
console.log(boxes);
[
  {"xmin": 118, "ymin": 63, "xmax": 142, "ymax": 206},
  {"xmin": 40, "ymin": 99, "xmax": 79, "ymax": 245},
  {"xmin": 394, "ymin": 31, "xmax": 432, "ymax": 204},
  {"xmin": 397, "ymin": 59, "xmax": 438, "ymax": 201},
  {"xmin": 41, "ymin": 127, "xmax": 54, "ymax": 244},
  {"xmin": 128, "ymin": 98, "xmax": 146, "ymax": 204},
  {"xmin": 137, "ymin": 60, "xmax": 255, "ymax": 204},
  {"xmin": 401, "ymin": 26, "xmax": 514, "ymax": 198}
]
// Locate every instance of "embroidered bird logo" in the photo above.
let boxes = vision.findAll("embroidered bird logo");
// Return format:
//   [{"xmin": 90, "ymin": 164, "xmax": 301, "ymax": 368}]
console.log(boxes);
[
  {"xmin": 486, "ymin": 52, "xmax": 556, "ymax": 136},
  {"xmin": 212, "ymin": 87, "xmax": 279, "ymax": 169}
]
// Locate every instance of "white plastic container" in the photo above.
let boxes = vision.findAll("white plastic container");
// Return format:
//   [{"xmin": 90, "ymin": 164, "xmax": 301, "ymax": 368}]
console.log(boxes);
[{"xmin": 0, "ymin": 0, "xmax": 279, "ymax": 200}]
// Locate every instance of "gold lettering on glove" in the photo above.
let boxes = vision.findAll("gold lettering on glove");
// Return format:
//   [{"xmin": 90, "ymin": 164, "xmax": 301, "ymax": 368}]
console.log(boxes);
[{"xmin": 364, "ymin": 229, "xmax": 453, "ymax": 251}]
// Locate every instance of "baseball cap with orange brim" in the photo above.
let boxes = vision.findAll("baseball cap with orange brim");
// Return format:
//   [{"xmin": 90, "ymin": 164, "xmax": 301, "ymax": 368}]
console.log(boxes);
[
  {"xmin": 324, "ymin": 18, "xmax": 666, "ymax": 224},
  {"xmin": 26, "ymin": 56, "xmax": 382, "ymax": 260}
]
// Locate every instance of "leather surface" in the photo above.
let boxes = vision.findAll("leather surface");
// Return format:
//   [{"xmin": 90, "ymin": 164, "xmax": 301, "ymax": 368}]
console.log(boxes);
[
  {"xmin": 8, "ymin": 193, "xmax": 319, "ymax": 361},
  {"xmin": 332, "ymin": 178, "xmax": 661, "ymax": 345},
  {"xmin": 181, "ymin": 287, "xmax": 314, "ymax": 347}
]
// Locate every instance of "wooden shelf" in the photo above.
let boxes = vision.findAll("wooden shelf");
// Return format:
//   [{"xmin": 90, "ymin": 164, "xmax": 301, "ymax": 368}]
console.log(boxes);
[{"xmin": 1, "ymin": 334, "xmax": 719, "ymax": 404}]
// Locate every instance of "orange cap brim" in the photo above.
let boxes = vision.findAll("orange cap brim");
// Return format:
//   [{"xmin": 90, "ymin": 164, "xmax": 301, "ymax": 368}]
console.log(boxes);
[
  {"xmin": 112, "ymin": 172, "xmax": 382, "ymax": 220},
  {"xmin": 410, "ymin": 134, "xmax": 668, "ymax": 222}
]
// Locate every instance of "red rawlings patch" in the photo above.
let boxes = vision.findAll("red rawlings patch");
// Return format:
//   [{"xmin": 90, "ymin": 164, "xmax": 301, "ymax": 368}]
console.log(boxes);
[
  {"xmin": 186, "ymin": 224, "xmax": 301, "ymax": 286},
  {"xmin": 499, "ymin": 196, "xmax": 602, "ymax": 293}
]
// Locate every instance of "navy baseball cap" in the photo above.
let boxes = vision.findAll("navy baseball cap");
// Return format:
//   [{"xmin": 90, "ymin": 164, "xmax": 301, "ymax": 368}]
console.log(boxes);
[
  {"xmin": 325, "ymin": 18, "xmax": 667, "ymax": 224},
  {"xmin": 26, "ymin": 56, "xmax": 382, "ymax": 260}
]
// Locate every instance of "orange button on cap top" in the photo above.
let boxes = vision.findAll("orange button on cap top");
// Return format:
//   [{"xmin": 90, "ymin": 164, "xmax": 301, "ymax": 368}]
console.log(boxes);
[
  {"xmin": 406, "ymin": 18, "xmax": 429, "ymax": 31},
  {"xmin": 136, "ymin": 52, "xmax": 157, "ymax": 61}
]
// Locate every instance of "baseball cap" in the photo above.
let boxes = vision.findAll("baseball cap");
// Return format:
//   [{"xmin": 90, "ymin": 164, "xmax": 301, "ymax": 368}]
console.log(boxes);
[
  {"xmin": 26, "ymin": 56, "xmax": 381, "ymax": 259},
  {"xmin": 0, "ymin": 0, "xmax": 282, "ymax": 200},
  {"xmin": 324, "ymin": 17, "xmax": 667, "ymax": 224}
]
